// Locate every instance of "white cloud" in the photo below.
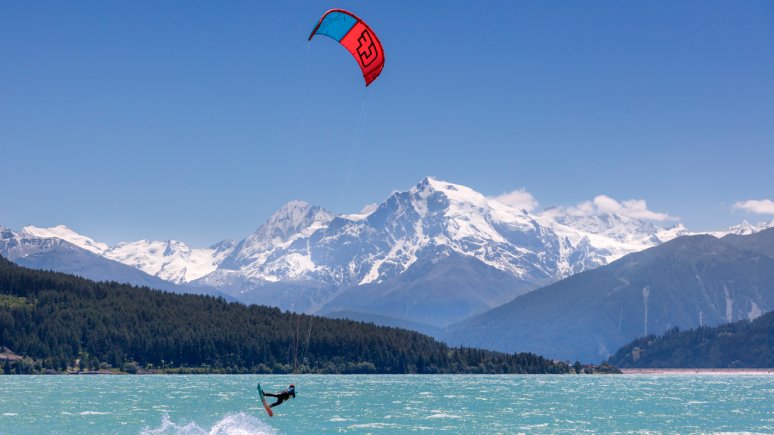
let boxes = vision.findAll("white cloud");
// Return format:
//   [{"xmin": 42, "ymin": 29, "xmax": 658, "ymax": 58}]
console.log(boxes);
[
  {"xmin": 490, "ymin": 185, "xmax": 677, "ymax": 222},
  {"xmin": 733, "ymin": 199, "xmax": 774, "ymax": 215},
  {"xmin": 561, "ymin": 195, "xmax": 678, "ymax": 221},
  {"xmin": 490, "ymin": 188, "xmax": 539, "ymax": 212}
]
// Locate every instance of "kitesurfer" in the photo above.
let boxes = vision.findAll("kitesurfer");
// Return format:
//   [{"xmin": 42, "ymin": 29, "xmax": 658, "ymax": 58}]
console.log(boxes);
[{"xmin": 263, "ymin": 384, "xmax": 296, "ymax": 408}]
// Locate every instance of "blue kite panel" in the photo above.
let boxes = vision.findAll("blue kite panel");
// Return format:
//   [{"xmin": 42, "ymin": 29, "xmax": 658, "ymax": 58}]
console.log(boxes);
[{"xmin": 313, "ymin": 11, "xmax": 357, "ymax": 42}]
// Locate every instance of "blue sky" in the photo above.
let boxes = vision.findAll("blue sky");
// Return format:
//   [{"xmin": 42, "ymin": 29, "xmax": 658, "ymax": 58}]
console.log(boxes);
[{"xmin": 2, "ymin": 1, "xmax": 773, "ymax": 246}]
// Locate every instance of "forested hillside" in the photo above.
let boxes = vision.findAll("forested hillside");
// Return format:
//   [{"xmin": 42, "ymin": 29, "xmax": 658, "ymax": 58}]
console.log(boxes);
[
  {"xmin": 609, "ymin": 311, "xmax": 774, "ymax": 368},
  {"xmin": 0, "ymin": 256, "xmax": 581, "ymax": 375}
]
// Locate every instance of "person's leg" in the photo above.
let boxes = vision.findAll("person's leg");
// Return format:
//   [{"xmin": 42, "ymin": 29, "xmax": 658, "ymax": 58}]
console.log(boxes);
[{"xmin": 270, "ymin": 397, "xmax": 285, "ymax": 408}]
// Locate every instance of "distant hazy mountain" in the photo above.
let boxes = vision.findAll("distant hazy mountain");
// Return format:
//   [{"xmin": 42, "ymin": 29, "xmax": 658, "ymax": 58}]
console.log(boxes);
[
  {"xmin": 444, "ymin": 230, "xmax": 774, "ymax": 362},
  {"xmin": 318, "ymin": 251, "xmax": 541, "ymax": 327},
  {"xmin": 720, "ymin": 226, "xmax": 774, "ymax": 259},
  {"xmin": 0, "ymin": 227, "xmax": 228, "ymax": 298},
  {"xmin": 20, "ymin": 224, "xmax": 235, "ymax": 284},
  {"xmin": 708, "ymin": 219, "xmax": 774, "ymax": 238},
  {"xmin": 609, "ymin": 310, "xmax": 774, "ymax": 368},
  {"xmin": 3, "ymin": 178, "xmax": 771, "ymax": 329}
]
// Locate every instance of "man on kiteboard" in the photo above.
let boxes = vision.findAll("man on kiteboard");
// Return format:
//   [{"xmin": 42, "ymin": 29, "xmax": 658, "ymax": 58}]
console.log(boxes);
[{"xmin": 263, "ymin": 384, "xmax": 295, "ymax": 408}]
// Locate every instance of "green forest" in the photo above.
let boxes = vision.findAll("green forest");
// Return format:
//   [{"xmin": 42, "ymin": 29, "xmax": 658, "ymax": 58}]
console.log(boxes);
[
  {"xmin": 608, "ymin": 311, "xmax": 774, "ymax": 368},
  {"xmin": 0, "ymin": 256, "xmax": 600, "ymax": 375}
]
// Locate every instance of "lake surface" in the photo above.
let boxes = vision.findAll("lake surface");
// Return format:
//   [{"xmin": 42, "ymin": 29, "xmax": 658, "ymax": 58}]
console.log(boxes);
[{"xmin": 1, "ymin": 374, "xmax": 772, "ymax": 434}]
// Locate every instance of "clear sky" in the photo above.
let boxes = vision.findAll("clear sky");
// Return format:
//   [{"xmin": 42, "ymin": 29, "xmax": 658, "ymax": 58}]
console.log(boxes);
[{"xmin": 2, "ymin": 1, "xmax": 773, "ymax": 246}]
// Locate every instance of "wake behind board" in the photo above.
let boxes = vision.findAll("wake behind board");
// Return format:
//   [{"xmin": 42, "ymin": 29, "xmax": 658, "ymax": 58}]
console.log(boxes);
[{"xmin": 257, "ymin": 383, "xmax": 273, "ymax": 417}]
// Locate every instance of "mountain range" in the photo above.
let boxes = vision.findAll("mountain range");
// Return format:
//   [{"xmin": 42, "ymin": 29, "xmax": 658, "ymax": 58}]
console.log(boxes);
[
  {"xmin": 444, "ymin": 229, "xmax": 774, "ymax": 362},
  {"xmin": 2, "ymin": 177, "xmax": 772, "ymax": 334},
  {"xmin": 0, "ymin": 226, "xmax": 226, "ymax": 299}
]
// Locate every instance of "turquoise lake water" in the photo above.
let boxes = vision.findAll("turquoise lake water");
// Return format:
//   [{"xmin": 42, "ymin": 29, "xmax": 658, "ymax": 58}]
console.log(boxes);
[{"xmin": 1, "ymin": 374, "xmax": 772, "ymax": 434}]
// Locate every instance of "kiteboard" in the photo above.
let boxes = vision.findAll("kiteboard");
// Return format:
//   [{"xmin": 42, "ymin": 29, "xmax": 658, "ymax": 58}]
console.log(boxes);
[{"xmin": 257, "ymin": 383, "xmax": 273, "ymax": 417}]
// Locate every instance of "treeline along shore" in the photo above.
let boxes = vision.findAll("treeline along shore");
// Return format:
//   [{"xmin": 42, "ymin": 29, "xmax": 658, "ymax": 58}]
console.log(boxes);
[
  {"xmin": 0, "ymin": 256, "xmax": 619, "ymax": 375},
  {"xmin": 609, "ymin": 311, "xmax": 774, "ymax": 369}
]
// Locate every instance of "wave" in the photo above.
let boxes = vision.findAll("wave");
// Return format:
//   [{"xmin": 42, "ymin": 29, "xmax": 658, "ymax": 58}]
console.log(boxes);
[
  {"xmin": 425, "ymin": 412, "xmax": 462, "ymax": 420},
  {"xmin": 141, "ymin": 412, "xmax": 278, "ymax": 435}
]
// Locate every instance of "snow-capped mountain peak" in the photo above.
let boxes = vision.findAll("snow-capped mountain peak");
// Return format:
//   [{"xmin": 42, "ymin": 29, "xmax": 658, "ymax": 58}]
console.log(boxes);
[
  {"xmin": 729, "ymin": 220, "xmax": 771, "ymax": 236},
  {"xmin": 205, "ymin": 178, "xmax": 699, "ymax": 293},
  {"xmin": 708, "ymin": 219, "xmax": 774, "ymax": 238},
  {"xmin": 21, "ymin": 225, "xmax": 109, "ymax": 255},
  {"xmin": 412, "ymin": 177, "xmax": 511, "ymax": 244},
  {"xmin": 103, "ymin": 239, "xmax": 226, "ymax": 284},
  {"xmin": 254, "ymin": 200, "xmax": 334, "ymax": 244},
  {"xmin": 12, "ymin": 225, "xmax": 233, "ymax": 285},
  {"xmin": 420, "ymin": 177, "xmax": 490, "ymax": 209},
  {"xmin": 219, "ymin": 201, "xmax": 334, "ymax": 275},
  {"xmin": 0, "ymin": 226, "xmax": 15, "ymax": 239}
]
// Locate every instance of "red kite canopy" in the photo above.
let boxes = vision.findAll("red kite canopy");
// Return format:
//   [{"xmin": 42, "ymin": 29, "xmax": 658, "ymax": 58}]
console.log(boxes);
[{"xmin": 308, "ymin": 9, "xmax": 385, "ymax": 86}]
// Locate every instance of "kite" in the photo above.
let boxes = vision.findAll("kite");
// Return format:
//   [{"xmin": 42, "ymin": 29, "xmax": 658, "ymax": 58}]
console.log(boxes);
[{"xmin": 308, "ymin": 9, "xmax": 385, "ymax": 86}]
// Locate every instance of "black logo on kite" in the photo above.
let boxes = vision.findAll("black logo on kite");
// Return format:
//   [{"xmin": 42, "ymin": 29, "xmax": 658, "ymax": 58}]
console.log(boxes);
[{"xmin": 356, "ymin": 29, "xmax": 377, "ymax": 67}]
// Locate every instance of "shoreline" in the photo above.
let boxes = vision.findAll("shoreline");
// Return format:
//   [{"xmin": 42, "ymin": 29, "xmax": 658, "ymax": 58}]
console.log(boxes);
[{"xmin": 621, "ymin": 368, "xmax": 774, "ymax": 375}]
